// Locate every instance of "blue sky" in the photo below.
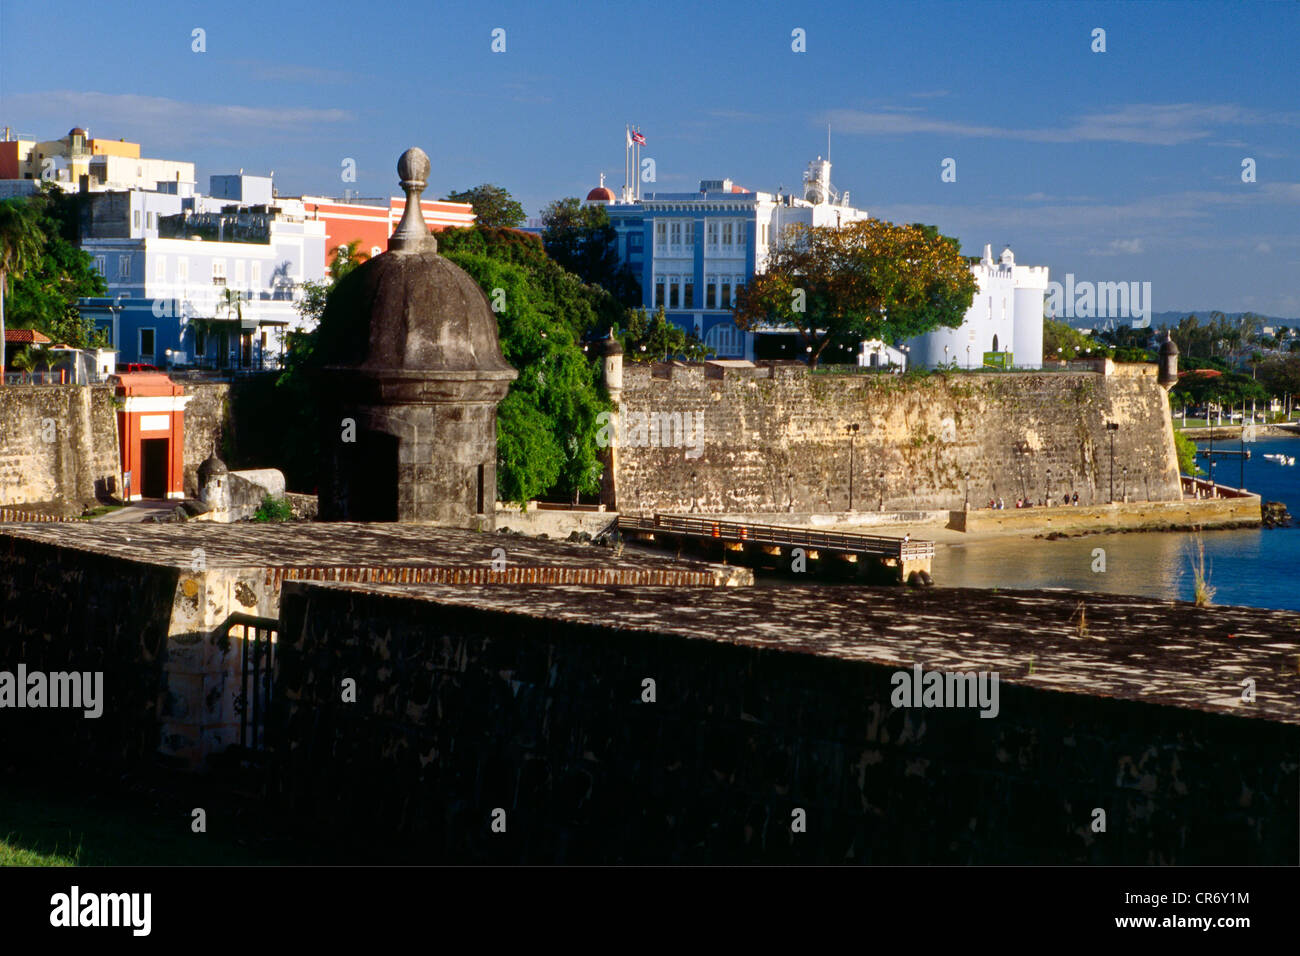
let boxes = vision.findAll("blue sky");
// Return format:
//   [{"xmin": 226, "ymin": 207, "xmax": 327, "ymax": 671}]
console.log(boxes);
[{"xmin": 2, "ymin": 0, "xmax": 1298, "ymax": 315}]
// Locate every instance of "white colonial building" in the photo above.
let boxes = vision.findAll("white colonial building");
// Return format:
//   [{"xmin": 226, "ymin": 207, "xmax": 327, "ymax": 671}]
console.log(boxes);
[
  {"xmin": 78, "ymin": 173, "xmax": 326, "ymax": 368},
  {"xmin": 599, "ymin": 154, "xmax": 1047, "ymax": 366},
  {"xmin": 902, "ymin": 244, "xmax": 1049, "ymax": 370}
]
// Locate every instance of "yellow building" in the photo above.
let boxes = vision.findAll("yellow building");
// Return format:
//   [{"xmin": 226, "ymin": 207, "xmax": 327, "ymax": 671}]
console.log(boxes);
[{"xmin": 1, "ymin": 127, "xmax": 189, "ymax": 193}]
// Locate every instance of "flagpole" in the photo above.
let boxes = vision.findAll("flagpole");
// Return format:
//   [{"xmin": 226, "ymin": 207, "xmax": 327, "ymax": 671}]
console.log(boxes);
[{"xmin": 624, "ymin": 124, "xmax": 630, "ymax": 202}]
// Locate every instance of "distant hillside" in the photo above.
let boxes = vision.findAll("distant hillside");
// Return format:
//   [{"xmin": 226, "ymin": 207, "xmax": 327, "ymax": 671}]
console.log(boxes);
[{"xmin": 1067, "ymin": 312, "xmax": 1299, "ymax": 331}]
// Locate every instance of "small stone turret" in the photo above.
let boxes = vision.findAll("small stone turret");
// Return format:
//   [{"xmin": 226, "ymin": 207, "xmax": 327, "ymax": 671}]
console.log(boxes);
[
  {"xmin": 198, "ymin": 452, "xmax": 230, "ymax": 515},
  {"xmin": 599, "ymin": 329, "xmax": 623, "ymax": 404},
  {"xmin": 316, "ymin": 147, "xmax": 518, "ymax": 527},
  {"xmin": 1158, "ymin": 332, "xmax": 1180, "ymax": 389}
]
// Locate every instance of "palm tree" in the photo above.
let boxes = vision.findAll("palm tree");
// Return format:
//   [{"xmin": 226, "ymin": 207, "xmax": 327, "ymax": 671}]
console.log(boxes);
[
  {"xmin": 329, "ymin": 240, "xmax": 369, "ymax": 281},
  {"xmin": 9, "ymin": 345, "xmax": 34, "ymax": 383},
  {"xmin": 0, "ymin": 199, "xmax": 47, "ymax": 385}
]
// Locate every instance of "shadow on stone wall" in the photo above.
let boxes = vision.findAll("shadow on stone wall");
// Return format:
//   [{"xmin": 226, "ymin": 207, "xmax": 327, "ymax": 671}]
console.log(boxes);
[{"xmin": 272, "ymin": 583, "xmax": 1298, "ymax": 865}]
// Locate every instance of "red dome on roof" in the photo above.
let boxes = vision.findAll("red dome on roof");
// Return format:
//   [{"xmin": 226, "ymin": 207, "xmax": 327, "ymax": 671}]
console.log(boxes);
[{"xmin": 586, "ymin": 186, "xmax": 615, "ymax": 202}]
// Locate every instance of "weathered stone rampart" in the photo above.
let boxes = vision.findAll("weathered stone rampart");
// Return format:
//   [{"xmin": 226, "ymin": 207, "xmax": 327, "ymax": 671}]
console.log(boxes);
[
  {"xmin": 614, "ymin": 362, "xmax": 1182, "ymax": 514},
  {"xmin": 271, "ymin": 580, "xmax": 1299, "ymax": 864},
  {"xmin": 0, "ymin": 382, "xmax": 229, "ymax": 507}
]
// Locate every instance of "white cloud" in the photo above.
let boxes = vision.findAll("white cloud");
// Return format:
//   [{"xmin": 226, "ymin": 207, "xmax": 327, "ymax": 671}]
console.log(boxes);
[
  {"xmin": 823, "ymin": 102, "xmax": 1300, "ymax": 146},
  {"xmin": 3, "ymin": 90, "xmax": 353, "ymax": 149}
]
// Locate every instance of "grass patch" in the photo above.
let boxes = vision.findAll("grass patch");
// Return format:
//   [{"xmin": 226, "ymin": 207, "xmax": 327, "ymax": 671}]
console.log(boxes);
[
  {"xmin": 0, "ymin": 781, "xmax": 290, "ymax": 867},
  {"xmin": 81, "ymin": 503, "xmax": 125, "ymax": 520}
]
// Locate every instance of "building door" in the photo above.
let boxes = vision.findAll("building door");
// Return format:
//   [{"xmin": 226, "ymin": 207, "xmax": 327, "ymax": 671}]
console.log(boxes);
[
  {"xmin": 240, "ymin": 332, "xmax": 253, "ymax": 368},
  {"xmin": 141, "ymin": 438, "xmax": 169, "ymax": 499},
  {"xmin": 350, "ymin": 430, "xmax": 399, "ymax": 521}
]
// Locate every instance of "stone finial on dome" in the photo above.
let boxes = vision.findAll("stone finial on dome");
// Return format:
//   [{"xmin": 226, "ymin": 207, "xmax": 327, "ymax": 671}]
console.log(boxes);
[{"xmin": 389, "ymin": 147, "xmax": 437, "ymax": 253}]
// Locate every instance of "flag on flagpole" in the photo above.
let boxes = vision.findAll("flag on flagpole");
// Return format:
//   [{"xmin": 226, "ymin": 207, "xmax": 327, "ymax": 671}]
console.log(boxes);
[
  {"xmin": 631, "ymin": 129, "xmax": 647, "ymax": 146},
  {"xmin": 626, "ymin": 126, "xmax": 633, "ymax": 148}
]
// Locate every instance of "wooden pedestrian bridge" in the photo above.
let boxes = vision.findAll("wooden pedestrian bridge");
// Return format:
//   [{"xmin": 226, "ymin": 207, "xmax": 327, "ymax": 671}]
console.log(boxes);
[{"xmin": 617, "ymin": 513, "xmax": 935, "ymax": 585}]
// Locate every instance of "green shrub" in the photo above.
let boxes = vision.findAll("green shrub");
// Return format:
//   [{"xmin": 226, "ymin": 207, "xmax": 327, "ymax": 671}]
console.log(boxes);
[
  {"xmin": 1172, "ymin": 429, "xmax": 1201, "ymax": 476},
  {"xmin": 252, "ymin": 495, "xmax": 294, "ymax": 522}
]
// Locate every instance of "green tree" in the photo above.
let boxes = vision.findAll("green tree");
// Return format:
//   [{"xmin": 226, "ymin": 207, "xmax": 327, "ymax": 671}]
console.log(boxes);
[
  {"xmin": 0, "ymin": 197, "xmax": 47, "ymax": 382},
  {"xmin": 442, "ymin": 184, "xmax": 525, "ymax": 228},
  {"xmin": 445, "ymin": 252, "xmax": 607, "ymax": 505},
  {"xmin": 733, "ymin": 219, "xmax": 978, "ymax": 368},
  {"xmin": 540, "ymin": 197, "xmax": 640, "ymax": 304},
  {"xmin": 328, "ymin": 240, "xmax": 369, "ymax": 282},
  {"xmin": 435, "ymin": 226, "xmax": 625, "ymax": 339},
  {"xmin": 620, "ymin": 306, "xmax": 709, "ymax": 362},
  {"xmin": 3, "ymin": 185, "xmax": 107, "ymax": 352},
  {"xmin": 1172, "ymin": 429, "xmax": 1200, "ymax": 476},
  {"xmin": 1043, "ymin": 319, "xmax": 1109, "ymax": 360}
]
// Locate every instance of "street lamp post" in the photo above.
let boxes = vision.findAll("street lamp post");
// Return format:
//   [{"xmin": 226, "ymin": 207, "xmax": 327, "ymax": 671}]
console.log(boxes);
[
  {"xmin": 1122, "ymin": 465, "xmax": 1128, "ymax": 502},
  {"xmin": 1045, "ymin": 467, "xmax": 1052, "ymax": 506},
  {"xmin": 964, "ymin": 471, "xmax": 971, "ymax": 510},
  {"xmin": 1240, "ymin": 427, "xmax": 1247, "ymax": 490},
  {"xmin": 846, "ymin": 423, "xmax": 859, "ymax": 510},
  {"xmin": 966, "ymin": 344, "xmax": 971, "ymax": 369},
  {"xmin": 1106, "ymin": 422, "xmax": 1119, "ymax": 502}
]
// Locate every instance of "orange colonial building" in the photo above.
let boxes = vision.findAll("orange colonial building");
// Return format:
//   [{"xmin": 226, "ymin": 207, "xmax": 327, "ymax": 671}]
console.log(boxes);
[
  {"xmin": 111, "ymin": 372, "xmax": 191, "ymax": 500},
  {"xmin": 299, "ymin": 195, "xmax": 475, "ymax": 263}
]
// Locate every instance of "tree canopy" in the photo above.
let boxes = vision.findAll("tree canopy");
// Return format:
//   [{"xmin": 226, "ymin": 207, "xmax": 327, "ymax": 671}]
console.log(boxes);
[
  {"xmin": 733, "ymin": 219, "xmax": 977, "ymax": 367},
  {"xmin": 441, "ymin": 184, "xmax": 525, "ymax": 228},
  {"xmin": 540, "ymin": 197, "xmax": 640, "ymax": 305},
  {"xmin": 2, "ymin": 184, "xmax": 107, "ymax": 348}
]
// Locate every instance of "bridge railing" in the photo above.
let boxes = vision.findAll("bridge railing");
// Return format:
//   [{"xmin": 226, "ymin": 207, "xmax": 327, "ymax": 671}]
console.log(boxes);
[{"xmin": 619, "ymin": 513, "xmax": 934, "ymax": 559}]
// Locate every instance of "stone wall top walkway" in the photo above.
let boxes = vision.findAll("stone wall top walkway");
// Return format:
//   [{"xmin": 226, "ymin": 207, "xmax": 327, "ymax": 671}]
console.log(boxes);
[
  {"xmin": 0, "ymin": 522, "xmax": 745, "ymax": 585},
  {"xmin": 297, "ymin": 580, "xmax": 1300, "ymax": 725}
]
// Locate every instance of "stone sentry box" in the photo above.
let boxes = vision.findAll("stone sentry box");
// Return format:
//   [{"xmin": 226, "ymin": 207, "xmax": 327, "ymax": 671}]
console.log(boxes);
[{"xmin": 315, "ymin": 148, "xmax": 516, "ymax": 528}]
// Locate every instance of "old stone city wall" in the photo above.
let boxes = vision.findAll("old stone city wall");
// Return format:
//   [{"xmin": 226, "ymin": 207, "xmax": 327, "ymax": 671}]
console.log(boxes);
[
  {"xmin": 613, "ymin": 362, "xmax": 1182, "ymax": 514},
  {"xmin": 0, "ymin": 382, "xmax": 229, "ymax": 507}
]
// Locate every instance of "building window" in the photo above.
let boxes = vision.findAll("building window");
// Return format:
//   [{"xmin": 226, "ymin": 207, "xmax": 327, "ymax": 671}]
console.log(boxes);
[
  {"xmin": 655, "ymin": 221, "xmax": 667, "ymax": 251},
  {"xmin": 370, "ymin": 245, "xmax": 382, "ymax": 258},
  {"xmin": 722, "ymin": 223, "xmax": 733, "ymax": 246},
  {"xmin": 235, "ymin": 260, "xmax": 245, "ymax": 287},
  {"xmin": 721, "ymin": 280, "xmax": 731, "ymax": 307},
  {"xmin": 683, "ymin": 280, "xmax": 694, "ymax": 309},
  {"xmin": 154, "ymin": 257, "xmax": 166, "ymax": 283},
  {"xmin": 250, "ymin": 261, "xmax": 261, "ymax": 287},
  {"xmin": 118, "ymin": 255, "xmax": 131, "ymax": 279},
  {"xmin": 707, "ymin": 222, "xmax": 718, "ymax": 248},
  {"xmin": 212, "ymin": 260, "xmax": 227, "ymax": 286},
  {"xmin": 93, "ymin": 256, "xmax": 106, "ymax": 276},
  {"xmin": 668, "ymin": 279, "xmax": 679, "ymax": 309},
  {"xmin": 177, "ymin": 257, "xmax": 188, "ymax": 282},
  {"xmin": 194, "ymin": 331, "xmax": 205, "ymax": 357},
  {"xmin": 655, "ymin": 278, "xmax": 665, "ymax": 308},
  {"xmin": 670, "ymin": 222, "xmax": 681, "ymax": 249},
  {"xmin": 684, "ymin": 222, "xmax": 694, "ymax": 247},
  {"xmin": 736, "ymin": 222, "xmax": 746, "ymax": 246},
  {"xmin": 629, "ymin": 232, "xmax": 643, "ymax": 251},
  {"xmin": 706, "ymin": 280, "xmax": 717, "ymax": 309},
  {"xmin": 133, "ymin": 209, "xmax": 141, "ymax": 229},
  {"xmin": 761, "ymin": 224, "xmax": 768, "ymax": 246},
  {"xmin": 139, "ymin": 328, "xmax": 155, "ymax": 358}
]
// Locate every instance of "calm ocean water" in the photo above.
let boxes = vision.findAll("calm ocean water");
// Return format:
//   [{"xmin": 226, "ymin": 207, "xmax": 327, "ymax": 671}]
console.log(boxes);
[{"xmin": 931, "ymin": 435, "xmax": 1300, "ymax": 611}]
